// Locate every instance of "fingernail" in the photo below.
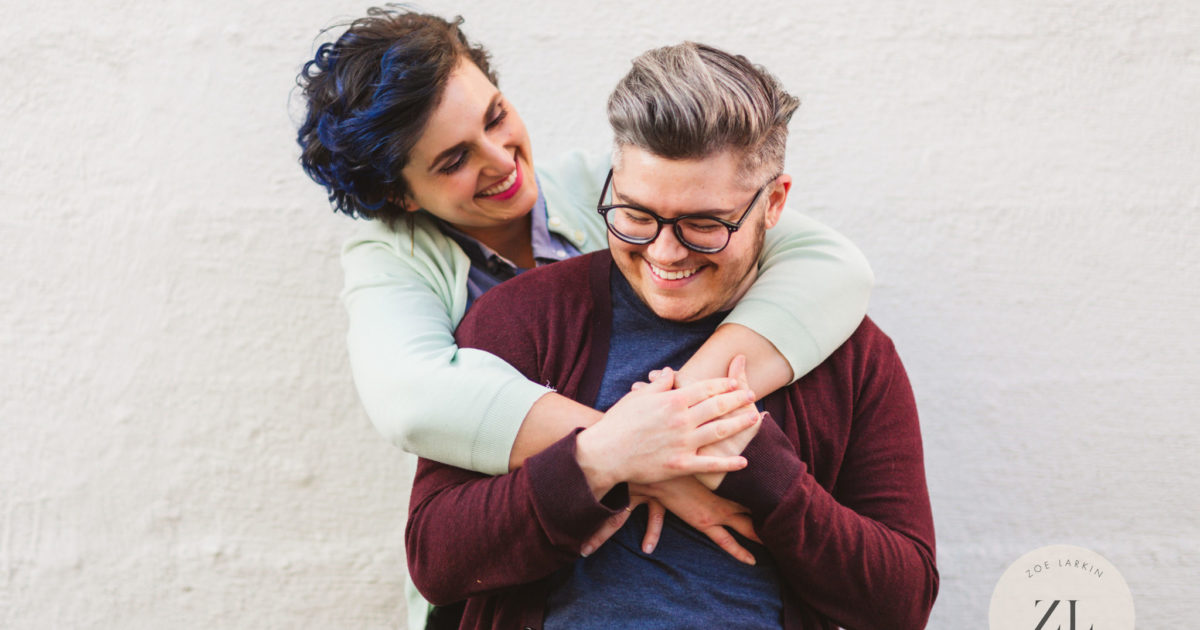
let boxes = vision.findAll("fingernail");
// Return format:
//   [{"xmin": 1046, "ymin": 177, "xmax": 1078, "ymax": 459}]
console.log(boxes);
[
  {"xmin": 643, "ymin": 543, "xmax": 655, "ymax": 553},
  {"xmin": 649, "ymin": 370, "xmax": 661, "ymax": 379},
  {"xmin": 745, "ymin": 391, "xmax": 756, "ymax": 403},
  {"xmin": 581, "ymin": 544, "xmax": 594, "ymax": 557}
]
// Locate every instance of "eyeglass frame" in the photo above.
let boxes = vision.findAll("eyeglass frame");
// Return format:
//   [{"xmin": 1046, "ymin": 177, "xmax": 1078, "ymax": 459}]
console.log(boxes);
[{"xmin": 596, "ymin": 168, "xmax": 776, "ymax": 254}]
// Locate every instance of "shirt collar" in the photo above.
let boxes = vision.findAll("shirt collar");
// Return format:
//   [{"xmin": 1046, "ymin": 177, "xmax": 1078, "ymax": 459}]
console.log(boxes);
[{"xmin": 435, "ymin": 177, "xmax": 573, "ymax": 273}]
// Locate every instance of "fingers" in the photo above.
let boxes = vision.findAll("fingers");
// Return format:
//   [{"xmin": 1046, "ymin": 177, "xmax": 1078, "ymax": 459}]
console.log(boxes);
[
  {"xmin": 699, "ymin": 525, "xmax": 757, "ymax": 566},
  {"xmin": 641, "ymin": 500, "xmax": 665, "ymax": 553},
  {"xmin": 691, "ymin": 410, "xmax": 760, "ymax": 448},
  {"xmin": 675, "ymin": 375, "xmax": 743, "ymax": 408},
  {"xmin": 581, "ymin": 507, "xmax": 631, "ymax": 557},
  {"xmin": 722, "ymin": 513, "xmax": 762, "ymax": 544},
  {"xmin": 637, "ymin": 367, "xmax": 675, "ymax": 393},
  {"xmin": 675, "ymin": 453, "xmax": 748, "ymax": 475},
  {"xmin": 686, "ymin": 387, "xmax": 757, "ymax": 426}
]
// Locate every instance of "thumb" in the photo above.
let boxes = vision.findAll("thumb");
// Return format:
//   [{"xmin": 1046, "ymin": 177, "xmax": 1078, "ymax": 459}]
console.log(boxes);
[
  {"xmin": 642, "ymin": 366, "xmax": 675, "ymax": 392},
  {"xmin": 727, "ymin": 355, "xmax": 749, "ymax": 388}
]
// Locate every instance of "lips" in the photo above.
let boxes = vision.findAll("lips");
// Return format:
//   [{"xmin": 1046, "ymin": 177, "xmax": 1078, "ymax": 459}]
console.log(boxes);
[{"xmin": 476, "ymin": 162, "xmax": 522, "ymax": 200}]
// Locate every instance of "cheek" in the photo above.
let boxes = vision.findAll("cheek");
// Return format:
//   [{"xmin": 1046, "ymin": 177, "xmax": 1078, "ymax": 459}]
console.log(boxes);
[
  {"xmin": 607, "ymin": 240, "xmax": 643, "ymax": 270},
  {"xmin": 406, "ymin": 174, "xmax": 476, "ymax": 218},
  {"xmin": 508, "ymin": 116, "xmax": 532, "ymax": 147},
  {"xmin": 431, "ymin": 172, "xmax": 479, "ymax": 205}
]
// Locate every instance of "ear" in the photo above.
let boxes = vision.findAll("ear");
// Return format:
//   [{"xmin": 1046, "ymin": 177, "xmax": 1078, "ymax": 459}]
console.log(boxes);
[
  {"xmin": 389, "ymin": 193, "xmax": 420, "ymax": 213},
  {"xmin": 762, "ymin": 174, "xmax": 791, "ymax": 230}
]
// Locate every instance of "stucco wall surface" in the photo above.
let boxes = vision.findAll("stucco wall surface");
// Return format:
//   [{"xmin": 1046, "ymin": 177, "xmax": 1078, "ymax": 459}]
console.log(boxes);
[{"xmin": 2, "ymin": 1, "xmax": 1197, "ymax": 628}]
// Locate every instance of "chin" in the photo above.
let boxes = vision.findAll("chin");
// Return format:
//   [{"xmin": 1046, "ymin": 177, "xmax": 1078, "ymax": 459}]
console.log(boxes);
[{"xmin": 644, "ymin": 295, "xmax": 715, "ymax": 323}]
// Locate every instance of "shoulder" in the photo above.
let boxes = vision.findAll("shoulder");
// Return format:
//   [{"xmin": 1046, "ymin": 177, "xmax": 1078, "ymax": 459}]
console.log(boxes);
[
  {"xmin": 458, "ymin": 251, "xmax": 610, "ymax": 334},
  {"xmin": 786, "ymin": 316, "xmax": 904, "ymax": 396},
  {"xmin": 841, "ymin": 317, "xmax": 898, "ymax": 362},
  {"xmin": 341, "ymin": 213, "xmax": 447, "ymax": 253},
  {"xmin": 341, "ymin": 213, "xmax": 466, "ymax": 278},
  {"xmin": 535, "ymin": 150, "xmax": 612, "ymax": 253},
  {"xmin": 340, "ymin": 214, "xmax": 471, "ymax": 319},
  {"xmin": 827, "ymin": 316, "xmax": 903, "ymax": 381},
  {"xmin": 535, "ymin": 149, "xmax": 611, "ymax": 200}
]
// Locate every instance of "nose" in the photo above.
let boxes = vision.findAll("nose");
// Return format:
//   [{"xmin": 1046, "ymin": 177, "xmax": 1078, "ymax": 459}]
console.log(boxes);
[
  {"xmin": 645, "ymin": 223, "xmax": 690, "ymax": 264},
  {"xmin": 479, "ymin": 134, "xmax": 513, "ymax": 175}
]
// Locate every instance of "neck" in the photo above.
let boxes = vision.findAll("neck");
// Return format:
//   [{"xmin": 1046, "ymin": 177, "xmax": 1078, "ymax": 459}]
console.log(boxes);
[{"xmin": 456, "ymin": 213, "xmax": 535, "ymax": 268}]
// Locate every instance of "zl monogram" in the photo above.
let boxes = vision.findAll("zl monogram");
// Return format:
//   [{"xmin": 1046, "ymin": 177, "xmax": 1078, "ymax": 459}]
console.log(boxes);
[
  {"xmin": 989, "ymin": 545, "xmax": 1133, "ymax": 630},
  {"xmin": 1033, "ymin": 600, "xmax": 1093, "ymax": 630}
]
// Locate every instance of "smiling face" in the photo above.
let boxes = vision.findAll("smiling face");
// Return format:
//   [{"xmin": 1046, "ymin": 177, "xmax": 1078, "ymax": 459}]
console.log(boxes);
[
  {"xmin": 608, "ymin": 146, "xmax": 791, "ymax": 322},
  {"xmin": 400, "ymin": 59, "xmax": 538, "ymax": 240}
]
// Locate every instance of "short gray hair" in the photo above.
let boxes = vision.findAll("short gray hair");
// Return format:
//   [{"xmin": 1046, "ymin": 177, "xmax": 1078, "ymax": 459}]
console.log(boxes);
[{"xmin": 607, "ymin": 42, "xmax": 799, "ymax": 185}]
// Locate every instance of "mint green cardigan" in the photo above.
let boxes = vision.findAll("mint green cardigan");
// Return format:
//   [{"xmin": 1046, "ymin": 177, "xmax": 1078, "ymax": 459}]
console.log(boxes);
[{"xmin": 341, "ymin": 150, "xmax": 873, "ymax": 476}]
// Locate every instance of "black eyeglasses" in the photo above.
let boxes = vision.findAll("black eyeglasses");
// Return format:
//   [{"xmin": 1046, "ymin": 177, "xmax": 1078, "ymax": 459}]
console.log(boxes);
[{"xmin": 596, "ymin": 169, "xmax": 773, "ymax": 254}]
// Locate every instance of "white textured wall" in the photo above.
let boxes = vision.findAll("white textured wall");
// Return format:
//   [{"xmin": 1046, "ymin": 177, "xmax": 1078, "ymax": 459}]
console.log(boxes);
[{"xmin": 3, "ymin": 1, "xmax": 1197, "ymax": 627}]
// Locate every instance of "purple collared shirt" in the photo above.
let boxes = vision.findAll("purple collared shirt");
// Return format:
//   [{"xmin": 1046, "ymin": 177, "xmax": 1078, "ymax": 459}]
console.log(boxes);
[{"xmin": 435, "ymin": 181, "xmax": 581, "ymax": 308}]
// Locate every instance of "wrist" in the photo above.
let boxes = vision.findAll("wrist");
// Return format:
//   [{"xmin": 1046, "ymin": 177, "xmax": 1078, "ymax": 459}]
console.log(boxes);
[{"xmin": 575, "ymin": 427, "xmax": 619, "ymax": 500}]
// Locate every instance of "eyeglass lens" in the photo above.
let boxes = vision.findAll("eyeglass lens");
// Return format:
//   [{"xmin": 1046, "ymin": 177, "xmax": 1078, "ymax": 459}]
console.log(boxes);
[{"xmin": 605, "ymin": 207, "xmax": 731, "ymax": 251}]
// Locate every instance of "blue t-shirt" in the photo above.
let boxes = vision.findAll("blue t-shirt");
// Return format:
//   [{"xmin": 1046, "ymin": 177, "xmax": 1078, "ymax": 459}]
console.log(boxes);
[{"xmin": 543, "ymin": 267, "xmax": 783, "ymax": 629}]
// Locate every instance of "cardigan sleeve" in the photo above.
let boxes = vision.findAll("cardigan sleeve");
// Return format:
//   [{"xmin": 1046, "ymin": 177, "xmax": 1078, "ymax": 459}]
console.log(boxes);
[
  {"xmin": 341, "ymin": 217, "xmax": 551, "ymax": 475},
  {"xmin": 405, "ymin": 430, "xmax": 628, "ymax": 605},
  {"xmin": 714, "ymin": 335, "xmax": 938, "ymax": 629},
  {"xmin": 725, "ymin": 209, "xmax": 874, "ymax": 382}
]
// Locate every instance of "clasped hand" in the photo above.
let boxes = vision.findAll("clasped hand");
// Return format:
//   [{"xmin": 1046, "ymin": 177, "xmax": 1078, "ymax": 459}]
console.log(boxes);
[{"xmin": 575, "ymin": 357, "xmax": 763, "ymax": 564}]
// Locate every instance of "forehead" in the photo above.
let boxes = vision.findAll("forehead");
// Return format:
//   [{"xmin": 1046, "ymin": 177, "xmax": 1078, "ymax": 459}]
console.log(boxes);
[
  {"xmin": 406, "ymin": 60, "xmax": 498, "ymax": 165},
  {"xmin": 611, "ymin": 146, "xmax": 756, "ymax": 216}
]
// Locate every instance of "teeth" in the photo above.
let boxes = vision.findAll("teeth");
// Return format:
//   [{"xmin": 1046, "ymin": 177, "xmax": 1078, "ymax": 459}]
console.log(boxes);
[
  {"xmin": 649, "ymin": 263, "xmax": 697, "ymax": 280},
  {"xmin": 479, "ymin": 168, "xmax": 518, "ymax": 197}
]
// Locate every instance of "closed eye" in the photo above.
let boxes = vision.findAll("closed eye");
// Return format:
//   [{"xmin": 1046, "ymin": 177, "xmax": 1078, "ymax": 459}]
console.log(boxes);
[
  {"xmin": 486, "ymin": 105, "xmax": 508, "ymax": 130},
  {"xmin": 620, "ymin": 209, "xmax": 654, "ymax": 224},
  {"xmin": 683, "ymin": 221, "xmax": 723, "ymax": 233},
  {"xmin": 438, "ymin": 151, "xmax": 468, "ymax": 174}
]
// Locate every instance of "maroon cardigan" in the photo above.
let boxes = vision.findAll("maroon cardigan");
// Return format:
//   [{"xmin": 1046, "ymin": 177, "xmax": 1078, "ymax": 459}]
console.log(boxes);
[{"xmin": 406, "ymin": 252, "xmax": 938, "ymax": 629}]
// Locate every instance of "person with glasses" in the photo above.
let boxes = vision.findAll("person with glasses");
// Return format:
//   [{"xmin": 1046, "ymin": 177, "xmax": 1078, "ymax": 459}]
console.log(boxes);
[
  {"xmin": 297, "ymin": 8, "xmax": 875, "ymax": 629},
  {"xmin": 406, "ymin": 42, "xmax": 937, "ymax": 629}
]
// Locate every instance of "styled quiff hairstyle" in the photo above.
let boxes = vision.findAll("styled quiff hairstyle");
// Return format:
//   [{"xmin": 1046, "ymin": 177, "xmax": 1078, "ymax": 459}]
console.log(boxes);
[
  {"xmin": 296, "ymin": 7, "xmax": 495, "ymax": 226},
  {"xmin": 607, "ymin": 42, "xmax": 799, "ymax": 186}
]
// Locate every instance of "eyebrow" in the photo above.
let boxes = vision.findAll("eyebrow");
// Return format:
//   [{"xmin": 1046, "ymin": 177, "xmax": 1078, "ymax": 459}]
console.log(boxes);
[
  {"xmin": 614, "ymin": 186, "xmax": 740, "ymax": 218},
  {"xmin": 427, "ymin": 93, "xmax": 505, "ymax": 173}
]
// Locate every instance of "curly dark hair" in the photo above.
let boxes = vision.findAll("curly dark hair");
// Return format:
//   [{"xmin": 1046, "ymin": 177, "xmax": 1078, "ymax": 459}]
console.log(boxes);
[{"xmin": 296, "ymin": 7, "xmax": 496, "ymax": 226}]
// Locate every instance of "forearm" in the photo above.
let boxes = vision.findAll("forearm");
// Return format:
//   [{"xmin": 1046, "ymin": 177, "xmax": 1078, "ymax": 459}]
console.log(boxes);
[
  {"xmin": 342, "ymin": 222, "xmax": 550, "ymax": 474},
  {"xmin": 758, "ymin": 476, "xmax": 937, "ymax": 629},
  {"xmin": 406, "ymin": 431, "xmax": 627, "ymax": 604},
  {"xmin": 676, "ymin": 323, "xmax": 792, "ymax": 401},
  {"xmin": 509, "ymin": 393, "xmax": 603, "ymax": 471},
  {"xmin": 726, "ymin": 210, "xmax": 872, "ymax": 382},
  {"xmin": 716, "ymin": 418, "xmax": 937, "ymax": 629}
]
